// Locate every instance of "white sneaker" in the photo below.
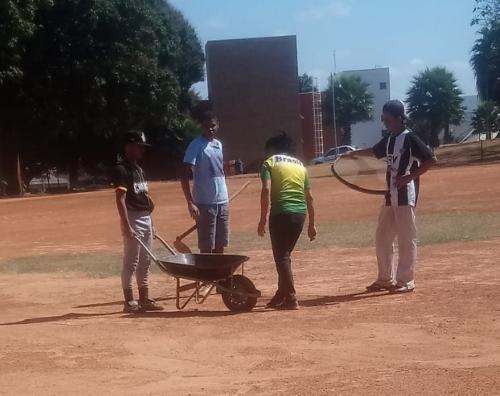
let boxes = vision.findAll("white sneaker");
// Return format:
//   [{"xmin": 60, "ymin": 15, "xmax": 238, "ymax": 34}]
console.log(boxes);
[{"xmin": 390, "ymin": 284, "xmax": 415, "ymax": 294}]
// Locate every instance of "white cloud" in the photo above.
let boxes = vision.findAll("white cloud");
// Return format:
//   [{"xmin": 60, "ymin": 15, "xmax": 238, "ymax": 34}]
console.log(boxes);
[{"xmin": 297, "ymin": 1, "xmax": 351, "ymax": 23}]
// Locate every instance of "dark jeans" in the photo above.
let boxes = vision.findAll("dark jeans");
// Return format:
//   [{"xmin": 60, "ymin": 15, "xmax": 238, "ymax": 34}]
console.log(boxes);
[{"xmin": 269, "ymin": 213, "xmax": 306, "ymax": 301}]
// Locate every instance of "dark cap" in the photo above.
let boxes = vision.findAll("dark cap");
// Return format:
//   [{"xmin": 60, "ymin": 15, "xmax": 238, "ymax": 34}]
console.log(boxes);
[
  {"xmin": 382, "ymin": 100, "xmax": 407, "ymax": 120},
  {"xmin": 122, "ymin": 130, "xmax": 151, "ymax": 147}
]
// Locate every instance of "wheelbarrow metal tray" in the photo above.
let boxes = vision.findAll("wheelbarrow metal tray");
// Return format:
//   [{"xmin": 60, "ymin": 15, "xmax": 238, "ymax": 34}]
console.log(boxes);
[{"xmin": 158, "ymin": 253, "xmax": 249, "ymax": 282}]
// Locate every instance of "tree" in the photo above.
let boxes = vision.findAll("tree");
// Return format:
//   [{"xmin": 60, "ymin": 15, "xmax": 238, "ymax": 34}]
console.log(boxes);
[
  {"xmin": 322, "ymin": 74, "xmax": 374, "ymax": 146},
  {"xmin": 406, "ymin": 67, "xmax": 465, "ymax": 147},
  {"xmin": 471, "ymin": 21, "xmax": 500, "ymax": 103},
  {"xmin": 3, "ymin": 0, "xmax": 204, "ymax": 190},
  {"xmin": 471, "ymin": 100, "xmax": 500, "ymax": 138},
  {"xmin": 299, "ymin": 73, "xmax": 315, "ymax": 93},
  {"xmin": 471, "ymin": 0, "xmax": 500, "ymax": 27},
  {"xmin": 0, "ymin": 0, "xmax": 51, "ymax": 194}
]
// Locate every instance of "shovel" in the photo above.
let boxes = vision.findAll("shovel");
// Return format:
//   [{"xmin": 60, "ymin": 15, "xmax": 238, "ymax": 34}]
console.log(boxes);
[{"xmin": 174, "ymin": 180, "xmax": 251, "ymax": 254}]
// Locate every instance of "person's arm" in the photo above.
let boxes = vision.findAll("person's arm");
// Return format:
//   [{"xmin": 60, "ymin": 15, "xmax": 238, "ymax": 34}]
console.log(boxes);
[
  {"xmin": 181, "ymin": 140, "xmax": 201, "ymax": 219},
  {"xmin": 258, "ymin": 178, "xmax": 271, "ymax": 237},
  {"xmin": 395, "ymin": 157, "xmax": 436, "ymax": 189},
  {"xmin": 115, "ymin": 189, "xmax": 135, "ymax": 239},
  {"xmin": 181, "ymin": 163, "xmax": 199, "ymax": 219},
  {"xmin": 347, "ymin": 148, "xmax": 374, "ymax": 158},
  {"xmin": 396, "ymin": 134, "xmax": 437, "ymax": 189},
  {"xmin": 306, "ymin": 189, "xmax": 317, "ymax": 241}
]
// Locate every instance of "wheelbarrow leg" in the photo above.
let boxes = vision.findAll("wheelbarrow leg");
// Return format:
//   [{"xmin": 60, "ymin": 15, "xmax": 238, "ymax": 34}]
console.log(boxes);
[{"xmin": 176, "ymin": 278, "xmax": 200, "ymax": 310}]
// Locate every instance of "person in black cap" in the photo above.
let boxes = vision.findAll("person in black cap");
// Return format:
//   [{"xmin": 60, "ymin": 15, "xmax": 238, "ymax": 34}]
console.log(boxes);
[
  {"xmin": 112, "ymin": 130, "xmax": 164, "ymax": 313},
  {"xmin": 346, "ymin": 100, "xmax": 436, "ymax": 294}
]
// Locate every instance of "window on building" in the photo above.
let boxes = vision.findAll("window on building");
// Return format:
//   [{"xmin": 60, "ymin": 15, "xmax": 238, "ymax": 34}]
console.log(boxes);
[{"xmin": 379, "ymin": 82, "xmax": 387, "ymax": 90}]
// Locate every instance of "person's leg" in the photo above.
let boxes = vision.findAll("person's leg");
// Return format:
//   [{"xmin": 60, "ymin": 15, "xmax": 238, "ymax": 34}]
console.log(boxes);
[
  {"xmin": 122, "ymin": 213, "xmax": 140, "ymax": 313},
  {"xmin": 268, "ymin": 214, "xmax": 288, "ymax": 307},
  {"xmin": 371, "ymin": 206, "xmax": 397, "ymax": 290},
  {"xmin": 213, "ymin": 203, "xmax": 229, "ymax": 254},
  {"xmin": 393, "ymin": 206, "xmax": 417, "ymax": 292},
  {"xmin": 196, "ymin": 205, "xmax": 217, "ymax": 253},
  {"xmin": 268, "ymin": 213, "xmax": 305, "ymax": 309},
  {"xmin": 136, "ymin": 215, "xmax": 163, "ymax": 311},
  {"xmin": 280, "ymin": 213, "xmax": 305, "ymax": 305}
]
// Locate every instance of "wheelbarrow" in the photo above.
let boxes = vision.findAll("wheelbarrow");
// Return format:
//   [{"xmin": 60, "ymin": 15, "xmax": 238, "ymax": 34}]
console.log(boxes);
[{"xmin": 135, "ymin": 234, "xmax": 261, "ymax": 312}]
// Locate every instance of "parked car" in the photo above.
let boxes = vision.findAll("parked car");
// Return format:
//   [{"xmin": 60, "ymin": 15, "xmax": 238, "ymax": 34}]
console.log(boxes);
[{"xmin": 310, "ymin": 145, "xmax": 356, "ymax": 165}]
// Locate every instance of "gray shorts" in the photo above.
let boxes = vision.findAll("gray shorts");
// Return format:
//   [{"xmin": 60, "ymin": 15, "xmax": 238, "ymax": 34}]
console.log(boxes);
[{"xmin": 196, "ymin": 203, "xmax": 229, "ymax": 252}]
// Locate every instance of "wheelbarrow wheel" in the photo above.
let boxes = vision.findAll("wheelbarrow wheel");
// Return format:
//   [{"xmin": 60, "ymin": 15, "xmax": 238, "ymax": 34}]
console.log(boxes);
[{"xmin": 221, "ymin": 275, "xmax": 258, "ymax": 312}]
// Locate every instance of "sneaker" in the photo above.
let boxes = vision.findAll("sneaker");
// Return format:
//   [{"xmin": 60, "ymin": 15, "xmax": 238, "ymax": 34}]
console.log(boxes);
[
  {"xmin": 266, "ymin": 292, "xmax": 284, "ymax": 309},
  {"xmin": 123, "ymin": 300, "xmax": 140, "ymax": 314},
  {"xmin": 139, "ymin": 299, "xmax": 164, "ymax": 312},
  {"xmin": 366, "ymin": 281, "xmax": 395, "ymax": 292},
  {"xmin": 389, "ymin": 285, "xmax": 415, "ymax": 294},
  {"xmin": 277, "ymin": 298, "xmax": 300, "ymax": 311}
]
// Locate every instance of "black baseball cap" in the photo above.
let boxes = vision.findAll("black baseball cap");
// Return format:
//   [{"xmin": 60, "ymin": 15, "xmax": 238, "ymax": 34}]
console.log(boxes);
[
  {"xmin": 122, "ymin": 130, "xmax": 151, "ymax": 147},
  {"xmin": 382, "ymin": 100, "xmax": 407, "ymax": 120}
]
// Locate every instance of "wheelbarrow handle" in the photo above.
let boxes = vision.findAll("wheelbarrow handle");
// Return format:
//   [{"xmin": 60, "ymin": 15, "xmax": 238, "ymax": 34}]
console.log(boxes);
[
  {"xmin": 133, "ymin": 235, "xmax": 160, "ymax": 263},
  {"xmin": 154, "ymin": 233, "xmax": 178, "ymax": 256}
]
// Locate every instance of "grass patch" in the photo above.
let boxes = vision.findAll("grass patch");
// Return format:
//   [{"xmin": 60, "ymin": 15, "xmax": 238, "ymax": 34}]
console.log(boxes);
[
  {"xmin": 1, "ymin": 211, "xmax": 499, "ymax": 276},
  {"xmin": 227, "ymin": 211, "xmax": 500, "ymax": 252},
  {"xmin": 0, "ymin": 252, "xmax": 122, "ymax": 277}
]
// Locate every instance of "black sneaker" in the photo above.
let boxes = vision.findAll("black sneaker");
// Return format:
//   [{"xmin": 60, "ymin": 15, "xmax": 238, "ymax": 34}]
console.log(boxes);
[
  {"xmin": 366, "ymin": 281, "xmax": 395, "ymax": 292},
  {"xmin": 123, "ymin": 300, "xmax": 140, "ymax": 314},
  {"xmin": 266, "ymin": 292, "xmax": 284, "ymax": 309},
  {"xmin": 139, "ymin": 299, "xmax": 164, "ymax": 312},
  {"xmin": 277, "ymin": 298, "xmax": 300, "ymax": 311}
]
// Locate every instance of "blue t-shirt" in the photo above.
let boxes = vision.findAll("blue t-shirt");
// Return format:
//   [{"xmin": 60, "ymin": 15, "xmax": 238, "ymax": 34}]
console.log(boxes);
[{"xmin": 183, "ymin": 136, "xmax": 229, "ymax": 205}]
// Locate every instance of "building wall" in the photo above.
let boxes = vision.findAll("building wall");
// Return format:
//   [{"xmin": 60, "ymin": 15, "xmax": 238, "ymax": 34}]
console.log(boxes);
[
  {"xmin": 340, "ymin": 68, "xmax": 391, "ymax": 148},
  {"xmin": 299, "ymin": 93, "xmax": 315, "ymax": 162},
  {"xmin": 206, "ymin": 36, "xmax": 301, "ymax": 170}
]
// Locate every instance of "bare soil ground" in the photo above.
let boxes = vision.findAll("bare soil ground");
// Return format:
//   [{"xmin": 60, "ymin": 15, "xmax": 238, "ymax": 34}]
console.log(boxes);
[{"xmin": 1, "ymin": 163, "xmax": 500, "ymax": 395}]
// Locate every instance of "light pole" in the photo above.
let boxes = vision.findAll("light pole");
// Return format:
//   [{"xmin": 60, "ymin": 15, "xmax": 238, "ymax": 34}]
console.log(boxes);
[{"xmin": 331, "ymin": 51, "xmax": 338, "ymax": 148}]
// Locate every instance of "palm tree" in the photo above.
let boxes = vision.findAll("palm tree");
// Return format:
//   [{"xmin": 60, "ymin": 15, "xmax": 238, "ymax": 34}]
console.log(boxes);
[
  {"xmin": 472, "ymin": 100, "xmax": 500, "ymax": 139},
  {"xmin": 406, "ymin": 67, "xmax": 465, "ymax": 147},
  {"xmin": 322, "ymin": 74, "xmax": 373, "ymax": 146},
  {"xmin": 299, "ymin": 73, "xmax": 315, "ymax": 93},
  {"xmin": 470, "ymin": 21, "xmax": 500, "ymax": 103}
]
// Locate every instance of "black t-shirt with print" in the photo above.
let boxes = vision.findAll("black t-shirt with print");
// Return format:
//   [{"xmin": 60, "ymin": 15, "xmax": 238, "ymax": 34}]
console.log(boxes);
[
  {"xmin": 112, "ymin": 161, "xmax": 154, "ymax": 213},
  {"xmin": 372, "ymin": 131, "xmax": 433, "ymax": 206}
]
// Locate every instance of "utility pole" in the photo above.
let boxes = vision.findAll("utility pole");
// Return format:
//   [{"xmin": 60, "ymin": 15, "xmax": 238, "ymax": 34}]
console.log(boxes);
[{"xmin": 332, "ymin": 51, "xmax": 338, "ymax": 148}]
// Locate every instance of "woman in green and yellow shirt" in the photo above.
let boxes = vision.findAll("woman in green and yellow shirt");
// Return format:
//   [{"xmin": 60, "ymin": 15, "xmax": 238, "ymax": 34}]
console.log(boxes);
[{"xmin": 258, "ymin": 133, "xmax": 317, "ymax": 310}]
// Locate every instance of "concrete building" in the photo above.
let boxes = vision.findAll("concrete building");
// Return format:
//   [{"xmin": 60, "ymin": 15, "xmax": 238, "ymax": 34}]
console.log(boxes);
[
  {"xmin": 340, "ymin": 67, "xmax": 391, "ymax": 148},
  {"xmin": 206, "ymin": 35, "xmax": 301, "ymax": 170}
]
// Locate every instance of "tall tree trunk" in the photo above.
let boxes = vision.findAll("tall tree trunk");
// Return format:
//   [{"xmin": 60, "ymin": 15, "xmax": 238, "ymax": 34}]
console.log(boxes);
[
  {"xmin": 343, "ymin": 124, "xmax": 352, "ymax": 146},
  {"xmin": 430, "ymin": 124, "xmax": 441, "ymax": 148},
  {"xmin": 68, "ymin": 157, "xmax": 79, "ymax": 190},
  {"xmin": 0, "ymin": 128, "xmax": 23, "ymax": 195},
  {"xmin": 443, "ymin": 123, "xmax": 453, "ymax": 144}
]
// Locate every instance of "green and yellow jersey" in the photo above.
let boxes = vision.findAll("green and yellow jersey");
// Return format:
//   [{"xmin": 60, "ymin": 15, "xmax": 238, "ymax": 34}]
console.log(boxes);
[{"xmin": 260, "ymin": 154, "xmax": 310, "ymax": 215}]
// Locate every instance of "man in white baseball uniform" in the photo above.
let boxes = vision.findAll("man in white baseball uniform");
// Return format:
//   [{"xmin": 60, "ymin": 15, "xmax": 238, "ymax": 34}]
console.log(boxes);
[{"xmin": 348, "ymin": 100, "xmax": 436, "ymax": 293}]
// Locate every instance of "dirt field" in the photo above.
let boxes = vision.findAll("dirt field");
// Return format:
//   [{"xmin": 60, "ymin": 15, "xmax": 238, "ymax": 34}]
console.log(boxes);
[{"xmin": 1, "ymin": 163, "xmax": 500, "ymax": 395}]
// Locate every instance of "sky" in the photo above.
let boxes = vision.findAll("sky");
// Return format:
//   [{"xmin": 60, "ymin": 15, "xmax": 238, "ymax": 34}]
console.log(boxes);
[{"xmin": 170, "ymin": 0, "xmax": 479, "ymax": 100}]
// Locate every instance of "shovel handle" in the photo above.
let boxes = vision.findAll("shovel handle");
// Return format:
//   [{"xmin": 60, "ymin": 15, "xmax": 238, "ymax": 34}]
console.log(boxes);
[{"xmin": 176, "ymin": 180, "xmax": 251, "ymax": 241}]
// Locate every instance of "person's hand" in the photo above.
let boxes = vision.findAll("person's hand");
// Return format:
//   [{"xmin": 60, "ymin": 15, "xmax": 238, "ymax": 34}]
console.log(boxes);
[
  {"xmin": 308, "ymin": 224, "xmax": 317, "ymax": 241},
  {"xmin": 187, "ymin": 201, "xmax": 200, "ymax": 219},
  {"xmin": 257, "ymin": 220, "xmax": 266, "ymax": 237},
  {"xmin": 123, "ymin": 225, "xmax": 137, "ymax": 240},
  {"xmin": 396, "ymin": 174, "xmax": 414, "ymax": 189}
]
